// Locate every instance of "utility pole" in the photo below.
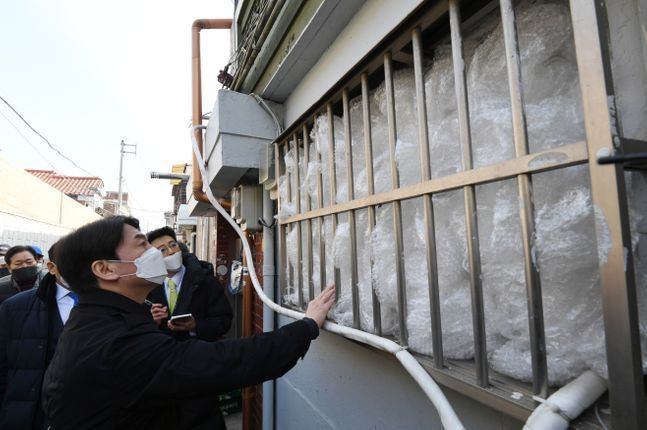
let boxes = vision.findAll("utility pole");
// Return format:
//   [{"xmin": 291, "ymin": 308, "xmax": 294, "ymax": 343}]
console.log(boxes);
[{"xmin": 117, "ymin": 139, "xmax": 137, "ymax": 215}]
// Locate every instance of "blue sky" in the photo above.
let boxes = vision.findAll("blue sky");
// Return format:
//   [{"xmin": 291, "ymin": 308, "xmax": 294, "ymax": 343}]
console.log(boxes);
[{"xmin": 0, "ymin": 0, "xmax": 233, "ymax": 230}]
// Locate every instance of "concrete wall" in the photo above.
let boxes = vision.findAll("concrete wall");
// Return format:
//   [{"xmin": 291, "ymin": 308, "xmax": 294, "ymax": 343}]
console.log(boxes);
[
  {"xmin": 0, "ymin": 154, "xmax": 101, "ymax": 250},
  {"xmin": 276, "ymin": 315, "xmax": 521, "ymax": 430}
]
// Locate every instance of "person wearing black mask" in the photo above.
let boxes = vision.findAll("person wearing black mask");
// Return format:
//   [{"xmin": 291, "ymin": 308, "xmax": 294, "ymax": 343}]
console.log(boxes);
[
  {"xmin": 0, "ymin": 246, "xmax": 43, "ymax": 303},
  {"xmin": 0, "ymin": 244, "xmax": 10, "ymax": 278}
]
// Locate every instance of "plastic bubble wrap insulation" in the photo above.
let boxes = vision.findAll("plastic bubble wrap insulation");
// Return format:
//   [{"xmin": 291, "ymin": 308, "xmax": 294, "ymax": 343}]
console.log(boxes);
[{"xmin": 278, "ymin": 0, "xmax": 647, "ymax": 386}]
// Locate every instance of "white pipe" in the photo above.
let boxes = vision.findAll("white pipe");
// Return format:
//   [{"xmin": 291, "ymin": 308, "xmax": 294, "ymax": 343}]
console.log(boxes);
[
  {"xmin": 261, "ymin": 189, "xmax": 275, "ymax": 430},
  {"xmin": 523, "ymin": 370, "xmax": 607, "ymax": 430},
  {"xmin": 190, "ymin": 127, "xmax": 464, "ymax": 430}
]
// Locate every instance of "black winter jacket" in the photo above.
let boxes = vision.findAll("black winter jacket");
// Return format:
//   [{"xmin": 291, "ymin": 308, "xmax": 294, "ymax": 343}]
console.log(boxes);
[
  {"xmin": 148, "ymin": 252, "xmax": 233, "ymax": 342},
  {"xmin": 0, "ymin": 273, "xmax": 63, "ymax": 429},
  {"xmin": 42, "ymin": 289, "xmax": 319, "ymax": 430},
  {"xmin": 148, "ymin": 252, "xmax": 234, "ymax": 428}
]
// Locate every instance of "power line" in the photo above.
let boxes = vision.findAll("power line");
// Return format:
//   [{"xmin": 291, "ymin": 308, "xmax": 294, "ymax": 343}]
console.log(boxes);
[
  {"xmin": 0, "ymin": 109, "xmax": 57, "ymax": 170},
  {"xmin": 0, "ymin": 94, "xmax": 98, "ymax": 177}
]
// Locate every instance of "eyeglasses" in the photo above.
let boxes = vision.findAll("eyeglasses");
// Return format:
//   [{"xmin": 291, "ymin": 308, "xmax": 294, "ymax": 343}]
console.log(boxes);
[{"xmin": 157, "ymin": 242, "xmax": 180, "ymax": 255}]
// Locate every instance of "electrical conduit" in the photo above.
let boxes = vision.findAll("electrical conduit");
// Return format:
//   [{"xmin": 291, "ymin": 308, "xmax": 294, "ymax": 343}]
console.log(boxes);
[{"xmin": 190, "ymin": 126, "xmax": 464, "ymax": 430}]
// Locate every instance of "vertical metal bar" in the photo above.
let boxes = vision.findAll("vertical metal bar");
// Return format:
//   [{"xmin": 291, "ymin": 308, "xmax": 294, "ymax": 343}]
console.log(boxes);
[
  {"xmin": 343, "ymin": 89, "xmax": 361, "ymax": 329},
  {"xmin": 327, "ymin": 104, "xmax": 340, "ymax": 295},
  {"xmin": 449, "ymin": 0, "xmax": 488, "ymax": 387},
  {"xmin": 283, "ymin": 143, "xmax": 294, "ymax": 300},
  {"xmin": 412, "ymin": 27, "xmax": 443, "ymax": 368},
  {"xmin": 362, "ymin": 73, "xmax": 382, "ymax": 335},
  {"xmin": 384, "ymin": 52, "xmax": 408, "ymax": 345},
  {"xmin": 303, "ymin": 124, "xmax": 315, "ymax": 302},
  {"xmin": 570, "ymin": 1, "xmax": 645, "ymax": 428},
  {"xmin": 275, "ymin": 142, "xmax": 288, "ymax": 306},
  {"xmin": 500, "ymin": 0, "xmax": 548, "ymax": 398},
  {"xmin": 292, "ymin": 134, "xmax": 304, "ymax": 309},
  {"xmin": 315, "ymin": 115, "xmax": 326, "ymax": 295}
]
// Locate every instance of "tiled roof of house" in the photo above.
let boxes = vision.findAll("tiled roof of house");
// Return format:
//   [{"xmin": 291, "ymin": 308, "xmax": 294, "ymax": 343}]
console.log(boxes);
[{"xmin": 27, "ymin": 170, "xmax": 104, "ymax": 196}]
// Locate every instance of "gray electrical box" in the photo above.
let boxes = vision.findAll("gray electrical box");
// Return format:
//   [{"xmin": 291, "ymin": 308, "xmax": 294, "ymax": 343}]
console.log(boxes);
[
  {"xmin": 230, "ymin": 184, "xmax": 263, "ymax": 231},
  {"xmin": 202, "ymin": 90, "xmax": 282, "ymax": 197}
]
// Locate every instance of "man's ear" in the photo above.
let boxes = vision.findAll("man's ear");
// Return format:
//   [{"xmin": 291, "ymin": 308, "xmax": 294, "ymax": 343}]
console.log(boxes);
[{"xmin": 91, "ymin": 260, "xmax": 121, "ymax": 282}]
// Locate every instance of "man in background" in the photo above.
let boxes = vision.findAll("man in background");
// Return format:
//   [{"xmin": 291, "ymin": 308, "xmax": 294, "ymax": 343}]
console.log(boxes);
[
  {"xmin": 146, "ymin": 226, "xmax": 233, "ymax": 429},
  {"xmin": 0, "ymin": 243, "xmax": 75, "ymax": 429},
  {"xmin": 146, "ymin": 226, "xmax": 232, "ymax": 341},
  {"xmin": 30, "ymin": 246, "xmax": 45, "ymax": 266},
  {"xmin": 0, "ymin": 244, "xmax": 10, "ymax": 278},
  {"xmin": 0, "ymin": 246, "xmax": 43, "ymax": 303}
]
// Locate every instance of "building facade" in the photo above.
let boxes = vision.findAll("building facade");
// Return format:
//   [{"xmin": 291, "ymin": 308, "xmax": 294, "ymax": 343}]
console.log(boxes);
[
  {"xmin": 189, "ymin": 1, "xmax": 647, "ymax": 428},
  {"xmin": 0, "ymin": 155, "xmax": 101, "ymax": 254}
]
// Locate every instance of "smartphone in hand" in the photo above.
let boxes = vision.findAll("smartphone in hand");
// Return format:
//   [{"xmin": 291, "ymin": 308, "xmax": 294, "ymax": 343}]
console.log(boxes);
[{"xmin": 169, "ymin": 313, "xmax": 193, "ymax": 323}]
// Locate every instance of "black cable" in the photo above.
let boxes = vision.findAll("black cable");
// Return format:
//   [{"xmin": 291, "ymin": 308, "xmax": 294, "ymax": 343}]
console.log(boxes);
[
  {"xmin": 597, "ymin": 152, "xmax": 647, "ymax": 164},
  {"xmin": 0, "ymin": 109, "xmax": 57, "ymax": 170},
  {"xmin": 0, "ymin": 94, "xmax": 97, "ymax": 177}
]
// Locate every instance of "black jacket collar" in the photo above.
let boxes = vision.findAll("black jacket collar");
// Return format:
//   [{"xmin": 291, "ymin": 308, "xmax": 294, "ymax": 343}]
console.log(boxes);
[
  {"xmin": 78, "ymin": 289, "xmax": 150, "ymax": 317},
  {"xmin": 36, "ymin": 273, "xmax": 59, "ymax": 304}
]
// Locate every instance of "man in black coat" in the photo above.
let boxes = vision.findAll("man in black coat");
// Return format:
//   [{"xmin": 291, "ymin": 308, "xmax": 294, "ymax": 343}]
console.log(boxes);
[
  {"xmin": 146, "ymin": 226, "xmax": 232, "ymax": 342},
  {"xmin": 42, "ymin": 216, "xmax": 336, "ymax": 430},
  {"xmin": 0, "ymin": 245, "xmax": 44, "ymax": 304},
  {"xmin": 146, "ymin": 226, "xmax": 234, "ymax": 428},
  {"xmin": 0, "ymin": 243, "xmax": 75, "ymax": 429}
]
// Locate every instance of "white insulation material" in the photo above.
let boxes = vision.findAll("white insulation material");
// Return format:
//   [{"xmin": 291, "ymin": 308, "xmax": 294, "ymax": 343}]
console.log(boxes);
[{"xmin": 279, "ymin": 0, "xmax": 647, "ymax": 386}]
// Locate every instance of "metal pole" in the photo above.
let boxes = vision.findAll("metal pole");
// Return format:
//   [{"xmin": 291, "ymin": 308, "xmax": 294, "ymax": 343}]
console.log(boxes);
[
  {"xmin": 293, "ymin": 134, "xmax": 304, "ymax": 309},
  {"xmin": 315, "ymin": 115, "xmax": 326, "ymax": 295},
  {"xmin": 303, "ymin": 125, "xmax": 315, "ymax": 302},
  {"xmin": 283, "ymin": 143, "xmax": 294, "ymax": 300},
  {"xmin": 275, "ymin": 142, "xmax": 288, "ymax": 306},
  {"xmin": 500, "ymin": 0, "xmax": 548, "ymax": 398},
  {"xmin": 412, "ymin": 27, "xmax": 443, "ymax": 368},
  {"xmin": 343, "ymin": 89, "xmax": 361, "ymax": 329},
  {"xmin": 117, "ymin": 140, "xmax": 136, "ymax": 215},
  {"xmin": 261, "ymin": 189, "xmax": 275, "ymax": 430},
  {"xmin": 118, "ymin": 140, "xmax": 124, "ymax": 215},
  {"xmin": 361, "ymin": 73, "xmax": 382, "ymax": 336},
  {"xmin": 570, "ymin": 0, "xmax": 646, "ymax": 427},
  {"xmin": 327, "ymin": 104, "xmax": 341, "ymax": 294},
  {"xmin": 449, "ymin": 0, "xmax": 488, "ymax": 387},
  {"xmin": 384, "ymin": 52, "xmax": 408, "ymax": 346}
]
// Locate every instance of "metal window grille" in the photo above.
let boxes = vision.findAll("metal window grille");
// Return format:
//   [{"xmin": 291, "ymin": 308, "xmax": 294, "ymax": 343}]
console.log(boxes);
[{"xmin": 273, "ymin": 0, "xmax": 645, "ymax": 427}]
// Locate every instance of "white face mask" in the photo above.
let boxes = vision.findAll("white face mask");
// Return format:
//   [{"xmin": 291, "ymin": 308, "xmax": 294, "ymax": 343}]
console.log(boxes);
[
  {"xmin": 163, "ymin": 252, "xmax": 183, "ymax": 272},
  {"xmin": 0, "ymin": 256, "xmax": 5, "ymax": 265},
  {"xmin": 109, "ymin": 247, "xmax": 168, "ymax": 285}
]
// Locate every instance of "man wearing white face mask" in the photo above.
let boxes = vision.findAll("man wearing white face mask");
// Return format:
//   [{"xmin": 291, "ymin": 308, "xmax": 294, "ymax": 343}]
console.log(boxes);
[
  {"xmin": 146, "ymin": 226, "xmax": 232, "ymax": 343},
  {"xmin": 42, "ymin": 216, "xmax": 336, "ymax": 430},
  {"xmin": 0, "ymin": 242, "xmax": 75, "ymax": 429}
]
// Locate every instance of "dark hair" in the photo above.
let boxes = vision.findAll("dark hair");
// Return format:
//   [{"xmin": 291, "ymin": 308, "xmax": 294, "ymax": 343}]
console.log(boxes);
[
  {"xmin": 5, "ymin": 246, "xmax": 37, "ymax": 265},
  {"xmin": 146, "ymin": 226, "xmax": 176, "ymax": 244},
  {"xmin": 48, "ymin": 242, "xmax": 60, "ymax": 265},
  {"xmin": 57, "ymin": 216, "xmax": 140, "ymax": 293}
]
